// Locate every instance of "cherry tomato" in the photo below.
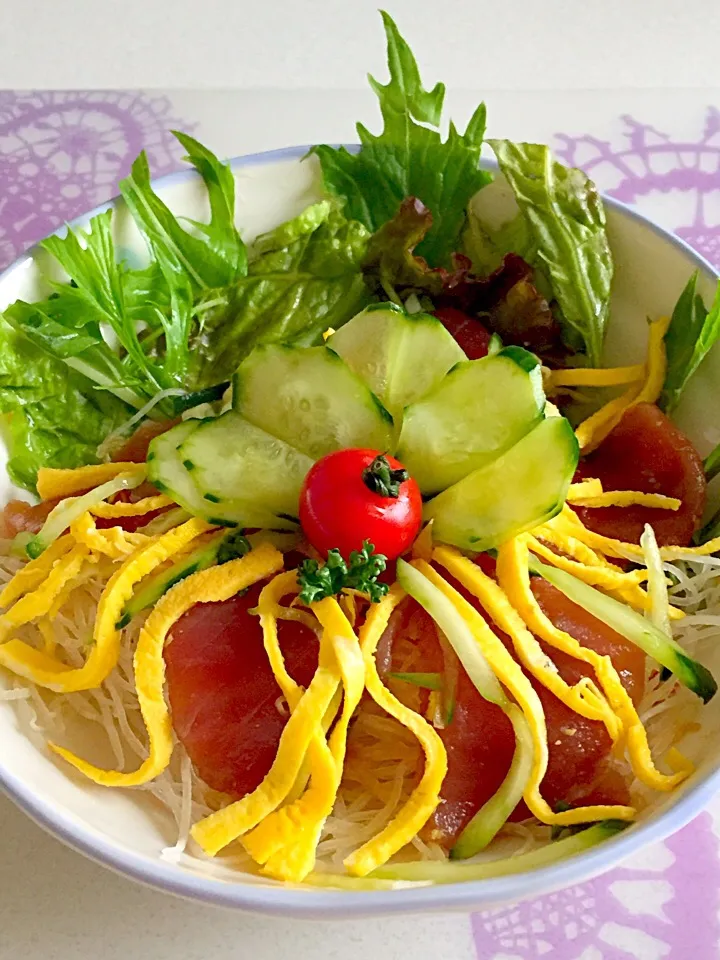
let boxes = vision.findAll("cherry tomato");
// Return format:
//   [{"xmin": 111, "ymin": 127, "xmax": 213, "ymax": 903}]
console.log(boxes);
[{"xmin": 298, "ymin": 448, "xmax": 422, "ymax": 560}]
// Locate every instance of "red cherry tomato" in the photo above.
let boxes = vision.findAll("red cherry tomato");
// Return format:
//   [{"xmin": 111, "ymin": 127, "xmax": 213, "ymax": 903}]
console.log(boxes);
[{"xmin": 299, "ymin": 448, "xmax": 422, "ymax": 560}]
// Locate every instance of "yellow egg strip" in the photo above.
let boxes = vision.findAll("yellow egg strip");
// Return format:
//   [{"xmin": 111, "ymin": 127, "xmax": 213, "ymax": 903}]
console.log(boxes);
[
  {"xmin": 192, "ymin": 623, "xmax": 343, "ymax": 857},
  {"xmin": 0, "ymin": 535, "xmax": 75, "ymax": 608},
  {"xmin": 50, "ymin": 543, "xmax": 284, "ymax": 787},
  {"xmin": 574, "ymin": 315, "xmax": 669, "ymax": 454},
  {"xmin": 533, "ymin": 522, "xmax": 626, "ymax": 572},
  {"xmin": 89, "ymin": 495, "xmax": 173, "ymax": 518},
  {"xmin": 555, "ymin": 505, "xmax": 720, "ymax": 563},
  {"xmin": 257, "ymin": 571, "xmax": 307, "ymax": 701},
  {"xmin": 574, "ymin": 383, "xmax": 642, "ymax": 454},
  {"xmin": 499, "ymin": 536, "xmax": 690, "ymax": 791},
  {"xmin": 244, "ymin": 598, "xmax": 365, "ymax": 883},
  {"xmin": 568, "ymin": 491, "xmax": 681, "ymax": 511},
  {"xmin": 47, "ymin": 556, "xmax": 99, "ymax": 620},
  {"xmin": 524, "ymin": 534, "xmax": 674, "ymax": 622},
  {"xmin": 0, "ymin": 518, "xmax": 211, "ymax": 693},
  {"xmin": 415, "ymin": 558, "xmax": 634, "ymax": 824},
  {"xmin": 255, "ymin": 571, "xmax": 339, "ymax": 811},
  {"xmin": 549, "ymin": 364, "xmax": 646, "ymax": 388},
  {"xmin": 343, "ymin": 585, "xmax": 448, "ymax": 877},
  {"xmin": 0, "ymin": 545, "xmax": 89, "ymax": 632},
  {"xmin": 433, "ymin": 545, "xmax": 622, "ymax": 741},
  {"xmin": 70, "ymin": 512, "xmax": 148, "ymax": 559},
  {"xmin": 36, "ymin": 462, "xmax": 145, "ymax": 500},
  {"xmin": 567, "ymin": 479, "xmax": 604, "ymax": 499},
  {"xmin": 526, "ymin": 534, "xmax": 648, "ymax": 592},
  {"xmin": 37, "ymin": 618, "xmax": 56, "ymax": 655}
]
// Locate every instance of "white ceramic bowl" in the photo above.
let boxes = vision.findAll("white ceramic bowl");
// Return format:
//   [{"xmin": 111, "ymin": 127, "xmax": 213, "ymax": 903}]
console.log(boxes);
[{"xmin": 1, "ymin": 147, "xmax": 720, "ymax": 918}]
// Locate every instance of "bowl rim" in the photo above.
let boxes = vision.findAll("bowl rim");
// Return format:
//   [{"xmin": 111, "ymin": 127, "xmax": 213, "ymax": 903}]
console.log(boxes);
[{"xmin": 1, "ymin": 144, "xmax": 719, "ymax": 918}]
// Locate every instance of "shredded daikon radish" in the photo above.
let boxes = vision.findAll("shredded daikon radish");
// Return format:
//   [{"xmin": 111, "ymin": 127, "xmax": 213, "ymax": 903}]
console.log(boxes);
[
  {"xmin": 641, "ymin": 524, "xmax": 671, "ymax": 636},
  {"xmin": 96, "ymin": 388, "xmax": 187, "ymax": 461}
]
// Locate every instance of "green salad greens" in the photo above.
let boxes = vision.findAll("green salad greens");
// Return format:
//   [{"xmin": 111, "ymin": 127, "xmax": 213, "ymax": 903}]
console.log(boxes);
[
  {"xmin": 1, "ymin": 10, "xmax": 719, "ymax": 494},
  {"xmin": 311, "ymin": 11, "xmax": 491, "ymax": 267}
]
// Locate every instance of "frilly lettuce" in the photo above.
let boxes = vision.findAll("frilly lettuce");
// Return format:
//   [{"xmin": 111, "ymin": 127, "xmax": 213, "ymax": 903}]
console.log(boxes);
[{"xmin": 311, "ymin": 11, "xmax": 491, "ymax": 267}]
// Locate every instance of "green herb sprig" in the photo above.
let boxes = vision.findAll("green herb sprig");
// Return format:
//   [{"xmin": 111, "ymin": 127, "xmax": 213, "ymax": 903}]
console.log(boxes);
[{"xmin": 297, "ymin": 539, "xmax": 389, "ymax": 605}]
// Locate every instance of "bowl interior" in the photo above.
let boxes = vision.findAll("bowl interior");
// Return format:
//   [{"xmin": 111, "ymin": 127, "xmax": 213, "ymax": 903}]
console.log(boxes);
[{"xmin": 1, "ymin": 149, "xmax": 720, "ymax": 916}]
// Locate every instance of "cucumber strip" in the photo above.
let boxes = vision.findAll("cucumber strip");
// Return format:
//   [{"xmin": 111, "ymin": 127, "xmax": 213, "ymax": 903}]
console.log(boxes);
[
  {"xmin": 117, "ymin": 534, "xmax": 225, "ymax": 628},
  {"xmin": 232, "ymin": 343, "xmax": 393, "ymax": 460},
  {"xmin": 529, "ymin": 556, "xmax": 717, "ymax": 703},
  {"xmin": 371, "ymin": 820, "xmax": 630, "ymax": 883},
  {"xmin": 397, "ymin": 348, "xmax": 546, "ymax": 494},
  {"xmin": 117, "ymin": 529, "xmax": 300, "ymax": 629},
  {"xmin": 170, "ymin": 382, "xmax": 229, "ymax": 415},
  {"xmin": 451, "ymin": 703, "xmax": 534, "ymax": 860},
  {"xmin": 178, "ymin": 411, "xmax": 312, "ymax": 517},
  {"xmin": 26, "ymin": 470, "xmax": 146, "ymax": 558},
  {"xmin": 425, "ymin": 416, "xmax": 578, "ymax": 551},
  {"xmin": 148, "ymin": 421, "xmax": 297, "ymax": 530},
  {"xmin": 327, "ymin": 304, "xmax": 465, "ymax": 423},
  {"xmin": 388, "ymin": 671, "xmax": 443, "ymax": 690},
  {"xmin": 397, "ymin": 559, "xmax": 531, "ymax": 856}
]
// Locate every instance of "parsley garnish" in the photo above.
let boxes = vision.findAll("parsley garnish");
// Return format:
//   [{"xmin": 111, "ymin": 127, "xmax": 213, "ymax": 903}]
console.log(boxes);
[{"xmin": 297, "ymin": 539, "xmax": 389, "ymax": 605}]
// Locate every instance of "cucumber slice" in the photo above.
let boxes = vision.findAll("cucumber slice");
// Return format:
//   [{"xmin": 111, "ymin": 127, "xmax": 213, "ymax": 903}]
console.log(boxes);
[
  {"xmin": 233, "ymin": 344, "xmax": 394, "ymax": 459},
  {"xmin": 148, "ymin": 421, "xmax": 296, "ymax": 529},
  {"xmin": 327, "ymin": 303, "xmax": 465, "ymax": 422},
  {"xmin": 179, "ymin": 411, "xmax": 312, "ymax": 521},
  {"xmin": 425, "ymin": 416, "xmax": 578, "ymax": 551},
  {"xmin": 397, "ymin": 347, "xmax": 546, "ymax": 494},
  {"xmin": 147, "ymin": 420, "xmax": 204, "ymax": 514}
]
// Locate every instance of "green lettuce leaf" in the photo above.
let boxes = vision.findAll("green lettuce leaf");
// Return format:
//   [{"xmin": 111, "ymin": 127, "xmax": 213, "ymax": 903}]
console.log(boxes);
[
  {"xmin": 660, "ymin": 271, "xmax": 720, "ymax": 413},
  {"xmin": 189, "ymin": 202, "xmax": 372, "ymax": 387},
  {"xmin": 311, "ymin": 11, "xmax": 491, "ymax": 266},
  {"xmin": 488, "ymin": 140, "xmax": 613, "ymax": 365},
  {"xmin": 0, "ymin": 320, "xmax": 130, "ymax": 491}
]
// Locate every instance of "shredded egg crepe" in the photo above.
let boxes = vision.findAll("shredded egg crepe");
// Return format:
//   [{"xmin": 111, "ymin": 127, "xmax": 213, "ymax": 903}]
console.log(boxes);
[{"xmin": 0, "ymin": 305, "xmax": 718, "ymax": 888}]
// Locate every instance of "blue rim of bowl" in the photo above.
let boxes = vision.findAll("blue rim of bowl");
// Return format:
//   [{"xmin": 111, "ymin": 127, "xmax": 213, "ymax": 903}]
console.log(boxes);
[{"xmin": 1, "ymin": 144, "xmax": 719, "ymax": 917}]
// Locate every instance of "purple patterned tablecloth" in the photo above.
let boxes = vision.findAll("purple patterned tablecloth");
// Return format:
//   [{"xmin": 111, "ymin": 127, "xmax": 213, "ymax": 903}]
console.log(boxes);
[{"xmin": 2, "ymin": 89, "xmax": 720, "ymax": 960}]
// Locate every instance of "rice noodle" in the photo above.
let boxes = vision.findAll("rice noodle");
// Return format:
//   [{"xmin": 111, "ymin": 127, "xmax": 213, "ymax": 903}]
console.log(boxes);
[{"xmin": 3, "ymin": 520, "xmax": 720, "ymax": 883}]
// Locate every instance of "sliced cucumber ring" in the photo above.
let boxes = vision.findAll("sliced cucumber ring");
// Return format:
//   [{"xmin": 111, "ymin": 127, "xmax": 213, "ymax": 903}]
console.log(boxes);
[
  {"xmin": 327, "ymin": 303, "xmax": 465, "ymax": 423},
  {"xmin": 148, "ymin": 420, "xmax": 297, "ymax": 529},
  {"xmin": 179, "ymin": 411, "xmax": 312, "ymax": 523},
  {"xmin": 397, "ymin": 347, "xmax": 546, "ymax": 495},
  {"xmin": 233, "ymin": 343, "xmax": 394, "ymax": 459},
  {"xmin": 424, "ymin": 416, "xmax": 579, "ymax": 551}
]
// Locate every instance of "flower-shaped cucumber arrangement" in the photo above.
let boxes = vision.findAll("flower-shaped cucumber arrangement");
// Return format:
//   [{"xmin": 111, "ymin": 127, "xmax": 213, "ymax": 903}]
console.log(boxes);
[{"xmin": 147, "ymin": 303, "xmax": 579, "ymax": 552}]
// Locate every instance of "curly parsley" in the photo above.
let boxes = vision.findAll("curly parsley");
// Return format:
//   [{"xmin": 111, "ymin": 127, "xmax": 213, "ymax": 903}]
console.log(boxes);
[{"xmin": 297, "ymin": 539, "xmax": 389, "ymax": 605}]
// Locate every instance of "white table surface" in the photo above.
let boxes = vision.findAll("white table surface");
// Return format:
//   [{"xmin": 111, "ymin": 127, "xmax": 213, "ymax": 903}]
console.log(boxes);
[
  {"xmin": 2, "ymin": 0, "xmax": 720, "ymax": 89},
  {"xmin": 2, "ymin": 5, "xmax": 720, "ymax": 954}
]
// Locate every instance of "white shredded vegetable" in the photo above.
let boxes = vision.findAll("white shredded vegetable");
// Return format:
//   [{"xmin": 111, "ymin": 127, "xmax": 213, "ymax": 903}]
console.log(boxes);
[
  {"xmin": 96, "ymin": 389, "xmax": 187, "ymax": 461},
  {"xmin": 641, "ymin": 524, "xmax": 672, "ymax": 637},
  {"xmin": 3, "ymin": 513, "xmax": 720, "ymax": 881}
]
